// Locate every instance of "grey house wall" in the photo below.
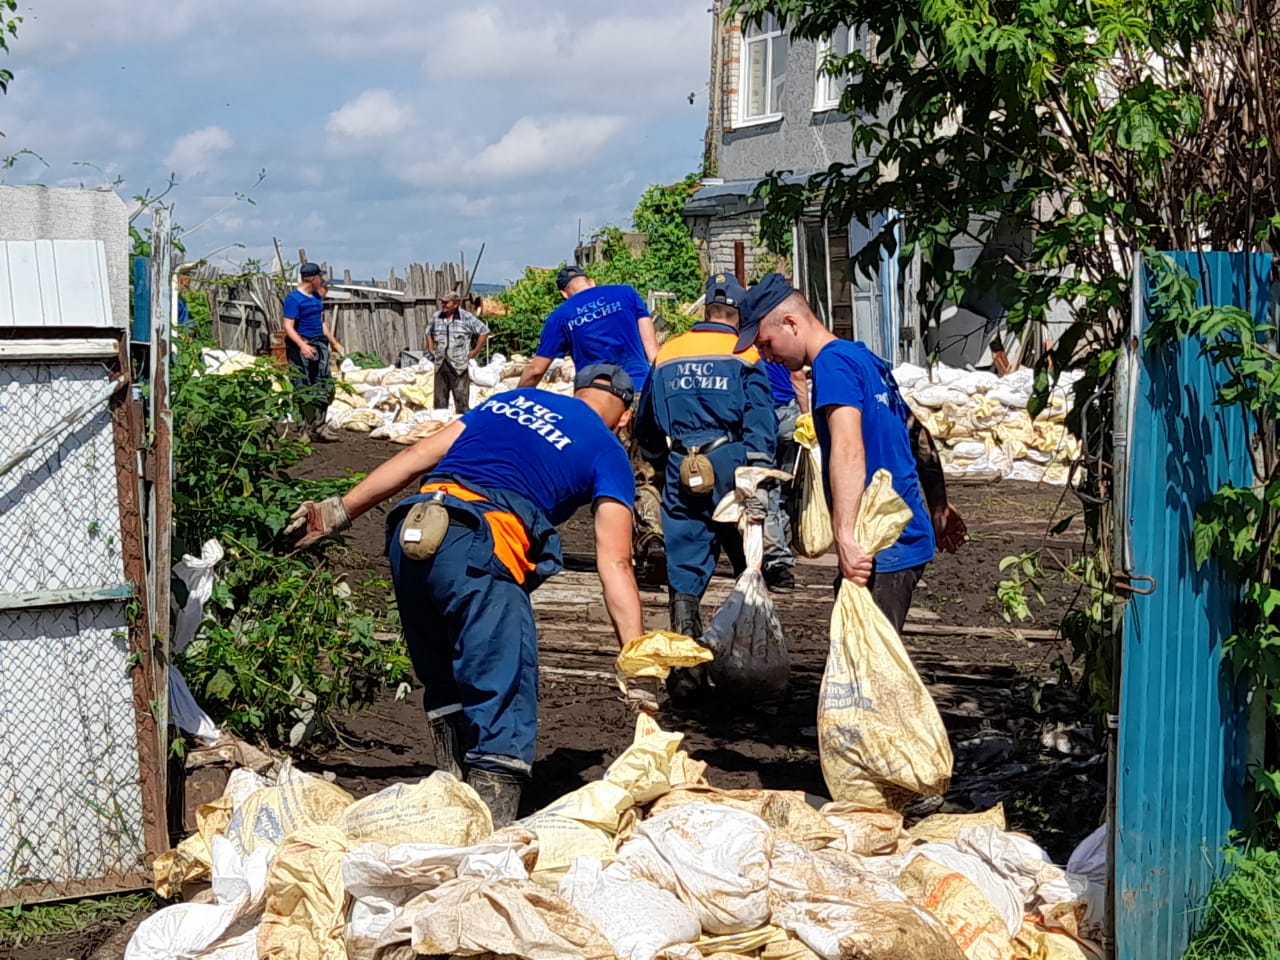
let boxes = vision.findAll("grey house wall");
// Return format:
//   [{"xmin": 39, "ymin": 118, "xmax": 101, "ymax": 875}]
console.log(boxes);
[{"xmin": 718, "ymin": 36, "xmax": 857, "ymax": 183}]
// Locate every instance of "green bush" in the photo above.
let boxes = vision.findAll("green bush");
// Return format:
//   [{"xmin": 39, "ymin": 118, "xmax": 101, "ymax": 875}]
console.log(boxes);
[
  {"xmin": 1184, "ymin": 845, "xmax": 1280, "ymax": 960},
  {"xmin": 170, "ymin": 332, "xmax": 411, "ymax": 746}
]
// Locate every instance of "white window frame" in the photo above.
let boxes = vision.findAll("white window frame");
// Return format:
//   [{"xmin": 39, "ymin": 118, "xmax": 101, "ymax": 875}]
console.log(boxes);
[
  {"xmin": 813, "ymin": 25, "xmax": 858, "ymax": 113},
  {"xmin": 738, "ymin": 13, "xmax": 786, "ymax": 126}
]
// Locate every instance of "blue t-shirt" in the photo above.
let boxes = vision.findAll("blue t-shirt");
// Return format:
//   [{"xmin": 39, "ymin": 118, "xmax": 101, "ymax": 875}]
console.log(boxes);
[
  {"xmin": 434, "ymin": 388, "xmax": 635, "ymax": 527},
  {"xmin": 765, "ymin": 361, "xmax": 797, "ymax": 407},
  {"xmin": 283, "ymin": 289, "xmax": 325, "ymax": 339},
  {"xmin": 536, "ymin": 284, "xmax": 651, "ymax": 393},
  {"xmin": 811, "ymin": 339, "xmax": 933, "ymax": 572}
]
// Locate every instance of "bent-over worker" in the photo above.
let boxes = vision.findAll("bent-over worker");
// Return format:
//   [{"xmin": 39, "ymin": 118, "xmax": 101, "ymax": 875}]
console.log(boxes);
[
  {"xmin": 517, "ymin": 265, "xmax": 657, "ymax": 394},
  {"xmin": 286, "ymin": 364, "xmax": 646, "ymax": 826},
  {"xmin": 737, "ymin": 274, "xmax": 967, "ymax": 632},
  {"xmin": 634, "ymin": 273, "xmax": 775, "ymax": 705}
]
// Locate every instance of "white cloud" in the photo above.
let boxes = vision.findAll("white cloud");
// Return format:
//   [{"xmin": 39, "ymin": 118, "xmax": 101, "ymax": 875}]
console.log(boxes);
[
  {"xmin": 165, "ymin": 126, "xmax": 232, "ymax": 178},
  {"xmin": 326, "ymin": 89, "xmax": 411, "ymax": 140},
  {"xmin": 399, "ymin": 114, "xmax": 626, "ymax": 186}
]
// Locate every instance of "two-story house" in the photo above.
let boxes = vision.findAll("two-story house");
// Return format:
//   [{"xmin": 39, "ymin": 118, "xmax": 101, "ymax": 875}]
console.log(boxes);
[{"xmin": 686, "ymin": 6, "xmax": 1036, "ymax": 368}]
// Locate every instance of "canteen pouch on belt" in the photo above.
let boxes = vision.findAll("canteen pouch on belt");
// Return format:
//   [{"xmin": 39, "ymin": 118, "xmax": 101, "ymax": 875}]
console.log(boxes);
[
  {"xmin": 399, "ymin": 491, "xmax": 450, "ymax": 561},
  {"xmin": 679, "ymin": 447, "xmax": 716, "ymax": 496}
]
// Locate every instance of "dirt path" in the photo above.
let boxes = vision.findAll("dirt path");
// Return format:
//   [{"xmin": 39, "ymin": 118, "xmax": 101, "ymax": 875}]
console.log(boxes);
[{"xmin": 299, "ymin": 435, "xmax": 1103, "ymax": 863}]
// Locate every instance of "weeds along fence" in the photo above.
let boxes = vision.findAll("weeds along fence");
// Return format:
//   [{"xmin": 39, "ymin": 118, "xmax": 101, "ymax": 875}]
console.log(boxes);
[{"xmin": 198, "ymin": 259, "xmax": 471, "ymax": 362}]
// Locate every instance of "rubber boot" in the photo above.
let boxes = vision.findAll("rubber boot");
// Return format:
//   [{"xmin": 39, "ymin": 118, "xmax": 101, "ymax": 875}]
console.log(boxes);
[
  {"xmin": 427, "ymin": 714, "xmax": 464, "ymax": 779},
  {"xmin": 665, "ymin": 594, "xmax": 710, "ymax": 706},
  {"xmin": 466, "ymin": 767, "xmax": 524, "ymax": 828}
]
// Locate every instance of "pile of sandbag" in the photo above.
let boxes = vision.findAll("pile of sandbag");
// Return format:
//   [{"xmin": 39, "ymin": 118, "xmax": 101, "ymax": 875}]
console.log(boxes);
[
  {"xmin": 128, "ymin": 716, "xmax": 1105, "ymax": 960},
  {"xmin": 325, "ymin": 355, "xmax": 578, "ymax": 444},
  {"xmin": 894, "ymin": 364, "xmax": 1084, "ymax": 484}
]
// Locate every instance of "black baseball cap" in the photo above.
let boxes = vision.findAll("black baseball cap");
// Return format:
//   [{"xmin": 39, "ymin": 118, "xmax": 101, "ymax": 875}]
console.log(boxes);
[
  {"xmin": 736, "ymin": 272, "xmax": 796, "ymax": 351},
  {"xmin": 705, "ymin": 272, "xmax": 746, "ymax": 307},
  {"xmin": 556, "ymin": 264, "xmax": 587, "ymax": 290},
  {"xmin": 299, "ymin": 262, "xmax": 323, "ymax": 279},
  {"xmin": 574, "ymin": 363, "xmax": 635, "ymax": 407}
]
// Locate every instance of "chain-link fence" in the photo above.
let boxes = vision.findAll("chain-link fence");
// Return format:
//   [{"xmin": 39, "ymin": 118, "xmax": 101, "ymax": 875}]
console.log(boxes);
[{"xmin": 0, "ymin": 357, "xmax": 163, "ymax": 904}]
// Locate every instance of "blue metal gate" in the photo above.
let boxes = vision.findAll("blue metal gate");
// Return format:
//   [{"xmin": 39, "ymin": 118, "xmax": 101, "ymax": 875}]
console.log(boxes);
[{"xmin": 1113, "ymin": 250, "xmax": 1271, "ymax": 958}]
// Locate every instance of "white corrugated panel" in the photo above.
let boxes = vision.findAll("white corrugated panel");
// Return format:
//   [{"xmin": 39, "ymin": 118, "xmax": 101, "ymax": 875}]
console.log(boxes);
[{"xmin": 0, "ymin": 239, "xmax": 113, "ymax": 328}]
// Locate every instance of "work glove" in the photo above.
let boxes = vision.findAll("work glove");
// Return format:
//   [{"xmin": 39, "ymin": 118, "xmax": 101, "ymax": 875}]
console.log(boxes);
[
  {"xmin": 742, "ymin": 489, "xmax": 769, "ymax": 523},
  {"xmin": 616, "ymin": 666, "xmax": 660, "ymax": 715},
  {"xmin": 284, "ymin": 495, "xmax": 351, "ymax": 549}
]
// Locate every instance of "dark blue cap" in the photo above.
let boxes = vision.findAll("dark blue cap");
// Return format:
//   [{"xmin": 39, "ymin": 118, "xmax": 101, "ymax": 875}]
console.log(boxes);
[
  {"xmin": 574, "ymin": 362, "xmax": 635, "ymax": 407},
  {"xmin": 299, "ymin": 262, "xmax": 323, "ymax": 278},
  {"xmin": 556, "ymin": 264, "xmax": 587, "ymax": 291},
  {"xmin": 735, "ymin": 272, "xmax": 796, "ymax": 351},
  {"xmin": 705, "ymin": 272, "xmax": 746, "ymax": 307}
]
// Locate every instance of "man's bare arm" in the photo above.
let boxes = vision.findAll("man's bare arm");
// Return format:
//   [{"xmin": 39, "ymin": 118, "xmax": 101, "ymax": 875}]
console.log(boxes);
[
  {"xmin": 594, "ymin": 498, "xmax": 644, "ymax": 647},
  {"xmin": 826, "ymin": 404, "xmax": 873, "ymax": 585},
  {"xmin": 517, "ymin": 355, "xmax": 553, "ymax": 388}
]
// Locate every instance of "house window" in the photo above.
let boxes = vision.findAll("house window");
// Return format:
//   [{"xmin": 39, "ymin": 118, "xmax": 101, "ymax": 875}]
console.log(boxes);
[
  {"xmin": 813, "ymin": 25, "xmax": 857, "ymax": 112},
  {"xmin": 740, "ymin": 14, "xmax": 787, "ymax": 123}
]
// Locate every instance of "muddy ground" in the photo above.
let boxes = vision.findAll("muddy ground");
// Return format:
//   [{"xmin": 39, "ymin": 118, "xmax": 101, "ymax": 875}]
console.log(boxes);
[
  {"xmin": 19, "ymin": 435, "xmax": 1103, "ymax": 960},
  {"xmin": 304, "ymin": 436, "xmax": 1105, "ymax": 863}
]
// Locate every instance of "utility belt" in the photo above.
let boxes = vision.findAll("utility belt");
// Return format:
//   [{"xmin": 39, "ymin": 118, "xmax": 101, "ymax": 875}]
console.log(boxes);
[
  {"xmin": 672, "ymin": 434, "xmax": 737, "ymax": 496},
  {"xmin": 395, "ymin": 480, "xmax": 536, "ymax": 584}
]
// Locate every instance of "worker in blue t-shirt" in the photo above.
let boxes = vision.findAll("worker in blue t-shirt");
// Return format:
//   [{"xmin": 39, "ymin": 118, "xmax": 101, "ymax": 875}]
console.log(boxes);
[
  {"xmin": 282, "ymin": 262, "xmax": 344, "ymax": 441},
  {"xmin": 761, "ymin": 360, "xmax": 806, "ymax": 589},
  {"xmin": 736, "ymin": 274, "xmax": 967, "ymax": 632},
  {"xmin": 634, "ymin": 273, "xmax": 776, "ymax": 705},
  {"xmin": 517, "ymin": 265, "xmax": 657, "ymax": 394},
  {"xmin": 286, "ymin": 365, "xmax": 646, "ymax": 826}
]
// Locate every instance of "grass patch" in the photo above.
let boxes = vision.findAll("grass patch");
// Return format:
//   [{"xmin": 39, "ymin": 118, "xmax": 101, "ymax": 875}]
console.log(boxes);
[
  {"xmin": 1183, "ymin": 845, "xmax": 1280, "ymax": 959},
  {"xmin": 0, "ymin": 892, "xmax": 155, "ymax": 949}
]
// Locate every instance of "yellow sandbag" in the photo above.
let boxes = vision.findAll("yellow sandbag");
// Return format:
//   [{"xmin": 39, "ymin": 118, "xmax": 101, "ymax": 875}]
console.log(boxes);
[
  {"xmin": 648, "ymin": 785, "xmax": 842, "ymax": 850},
  {"xmin": 399, "ymin": 384, "xmax": 433, "ymax": 408},
  {"xmin": 793, "ymin": 413, "xmax": 833, "ymax": 558},
  {"xmin": 819, "ymin": 802, "xmax": 907, "ymax": 856},
  {"xmin": 818, "ymin": 470, "xmax": 953, "ymax": 807},
  {"xmin": 336, "ymin": 773, "xmax": 493, "ymax": 846},
  {"xmin": 898, "ymin": 856, "xmax": 1016, "ymax": 960},
  {"xmin": 617, "ymin": 630, "xmax": 712, "ymax": 680},
  {"xmin": 910, "ymin": 804, "xmax": 1007, "ymax": 842},
  {"xmin": 257, "ymin": 825, "xmax": 350, "ymax": 960},
  {"xmin": 1013, "ymin": 922, "xmax": 1104, "ymax": 960},
  {"xmin": 525, "ymin": 715, "xmax": 692, "ymax": 886},
  {"xmin": 698, "ymin": 925, "xmax": 789, "ymax": 954},
  {"xmin": 225, "ymin": 765, "xmax": 354, "ymax": 858}
]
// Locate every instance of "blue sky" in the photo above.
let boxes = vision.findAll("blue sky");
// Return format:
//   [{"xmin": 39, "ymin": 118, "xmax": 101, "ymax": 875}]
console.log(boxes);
[{"xmin": 0, "ymin": 1, "xmax": 712, "ymax": 284}]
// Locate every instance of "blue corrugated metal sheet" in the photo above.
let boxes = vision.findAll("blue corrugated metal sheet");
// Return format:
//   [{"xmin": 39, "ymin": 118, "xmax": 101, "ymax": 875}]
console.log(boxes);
[{"xmin": 1115, "ymin": 251, "xmax": 1271, "ymax": 959}]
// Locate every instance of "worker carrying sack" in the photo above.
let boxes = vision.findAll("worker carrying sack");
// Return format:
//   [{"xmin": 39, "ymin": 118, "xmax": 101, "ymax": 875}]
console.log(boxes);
[
  {"xmin": 399, "ymin": 490, "xmax": 450, "ymax": 560},
  {"xmin": 700, "ymin": 466, "xmax": 793, "ymax": 704},
  {"xmin": 819, "ymin": 469, "xmax": 953, "ymax": 808},
  {"xmin": 793, "ymin": 413, "xmax": 834, "ymax": 558}
]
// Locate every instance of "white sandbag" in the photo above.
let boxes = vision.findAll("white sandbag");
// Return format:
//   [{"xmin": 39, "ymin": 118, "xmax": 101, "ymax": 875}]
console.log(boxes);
[
  {"xmin": 125, "ymin": 837, "xmax": 273, "ymax": 960},
  {"xmin": 613, "ymin": 802, "xmax": 773, "ymax": 934},
  {"xmin": 904, "ymin": 842, "xmax": 1025, "ymax": 935},
  {"xmin": 559, "ymin": 857, "xmax": 702, "ymax": 960},
  {"xmin": 890, "ymin": 363, "xmax": 928, "ymax": 389},
  {"xmin": 468, "ymin": 353, "xmax": 508, "ymax": 388},
  {"xmin": 922, "ymin": 365, "xmax": 966, "ymax": 387},
  {"xmin": 378, "ymin": 368, "xmax": 415, "ymax": 386},
  {"xmin": 701, "ymin": 466, "xmax": 791, "ymax": 703},
  {"xmin": 1067, "ymin": 825, "xmax": 1107, "ymax": 885},
  {"xmin": 986, "ymin": 387, "xmax": 1029, "ymax": 409},
  {"xmin": 818, "ymin": 471, "xmax": 953, "ymax": 808},
  {"xmin": 344, "ymin": 839, "xmax": 530, "ymax": 958},
  {"xmin": 1006, "ymin": 461, "xmax": 1048, "ymax": 483},
  {"xmin": 909, "ymin": 385, "xmax": 970, "ymax": 409},
  {"xmin": 950, "ymin": 440, "xmax": 988, "ymax": 461},
  {"xmin": 769, "ymin": 841, "xmax": 964, "ymax": 960},
  {"xmin": 951, "ymin": 370, "xmax": 1000, "ymax": 395}
]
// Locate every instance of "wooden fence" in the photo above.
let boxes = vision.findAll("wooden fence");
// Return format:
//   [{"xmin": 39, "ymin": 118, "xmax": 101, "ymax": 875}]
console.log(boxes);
[{"xmin": 199, "ymin": 259, "xmax": 472, "ymax": 362}]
